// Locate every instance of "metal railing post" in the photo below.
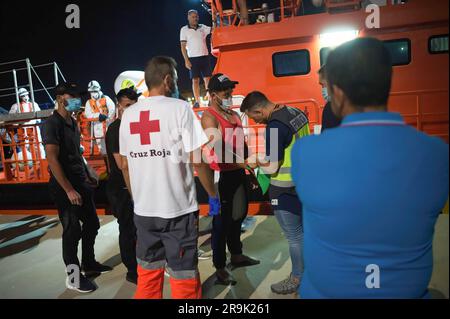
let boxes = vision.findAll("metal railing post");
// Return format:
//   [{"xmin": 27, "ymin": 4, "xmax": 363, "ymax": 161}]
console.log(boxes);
[
  {"xmin": 26, "ymin": 58, "xmax": 35, "ymax": 111},
  {"xmin": 54, "ymin": 62, "xmax": 59, "ymax": 86},
  {"xmin": 12, "ymin": 69, "xmax": 20, "ymax": 107}
]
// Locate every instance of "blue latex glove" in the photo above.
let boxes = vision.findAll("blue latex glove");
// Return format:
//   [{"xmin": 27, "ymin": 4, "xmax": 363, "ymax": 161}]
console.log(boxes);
[
  {"xmin": 99, "ymin": 114, "xmax": 108, "ymax": 122},
  {"xmin": 208, "ymin": 196, "xmax": 221, "ymax": 217}
]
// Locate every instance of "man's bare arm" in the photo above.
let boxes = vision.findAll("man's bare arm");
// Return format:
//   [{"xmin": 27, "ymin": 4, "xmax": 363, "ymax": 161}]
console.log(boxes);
[
  {"xmin": 180, "ymin": 42, "xmax": 192, "ymax": 70},
  {"xmin": 197, "ymin": 113, "xmax": 220, "ymax": 197},
  {"xmin": 191, "ymin": 149, "xmax": 217, "ymax": 198}
]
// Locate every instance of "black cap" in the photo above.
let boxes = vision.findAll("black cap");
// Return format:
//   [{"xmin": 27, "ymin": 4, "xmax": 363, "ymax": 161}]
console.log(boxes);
[
  {"xmin": 207, "ymin": 73, "xmax": 239, "ymax": 93},
  {"xmin": 54, "ymin": 82, "xmax": 85, "ymax": 97}
]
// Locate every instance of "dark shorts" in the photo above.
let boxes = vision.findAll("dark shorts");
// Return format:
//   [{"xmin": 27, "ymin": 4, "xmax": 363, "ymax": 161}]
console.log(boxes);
[
  {"xmin": 134, "ymin": 211, "xmax": 199, "ymax": 272},
  {"xmin": 189, "ymin": 55, "xmax": 212, "ymax": 79}
]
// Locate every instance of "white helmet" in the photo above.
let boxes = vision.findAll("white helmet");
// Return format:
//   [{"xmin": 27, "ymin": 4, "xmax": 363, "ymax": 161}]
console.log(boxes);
[
  {"xmin": 88, "ymin": 80, "xmax": 101, "ymax": 92},
  {"xmin": 18, "ymin": 88, "xmax": 29, "ymax": 97}
]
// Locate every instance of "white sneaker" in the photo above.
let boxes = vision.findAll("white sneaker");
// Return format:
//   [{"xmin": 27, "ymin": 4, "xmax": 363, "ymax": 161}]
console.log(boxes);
[{"xmin": 198, "ymin": 249, "xmax": 211, "ymax": 260}]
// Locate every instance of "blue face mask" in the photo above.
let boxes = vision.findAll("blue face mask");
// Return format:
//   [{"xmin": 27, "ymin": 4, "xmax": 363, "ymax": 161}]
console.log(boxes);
[
  {"xmin": 170, "ymin": 84, "xmax": 180, "ymax": 99},
  {"xmin": 322, "ymin": 87, "xmax": 330, "ymax": 102},
  {"xmin": 171, "ymin": 87, "xmax": 180, "ymax": 99},
  {"xmin": 65, "ymin": 98, "xmax": 82, "ymax": 112},
  {"xmin": 219, "ymin": 97, "xmax": 233, "ymax": 110}
]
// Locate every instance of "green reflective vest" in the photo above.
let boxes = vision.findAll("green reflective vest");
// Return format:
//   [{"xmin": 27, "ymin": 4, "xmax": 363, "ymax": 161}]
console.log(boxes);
[{"xmin": 269, "ymin": 107, "xmax": 310, "ymax": 188}]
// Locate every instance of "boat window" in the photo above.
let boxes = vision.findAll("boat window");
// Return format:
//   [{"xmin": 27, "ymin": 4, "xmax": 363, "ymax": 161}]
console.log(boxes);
[
  {"xmin": 429, "ymin": 35, "xmax": 449, "ymax": 54},
  {"xmin": 383, "ymin": 39, "xmax": 411, "ymax": 66},
  {"xmin": 320, "ymin": 47, "xmax": 332, "ymax": 66},
  {"xmin": 272, "ymin": 50, "xmax": 311, "ymax": 77}
]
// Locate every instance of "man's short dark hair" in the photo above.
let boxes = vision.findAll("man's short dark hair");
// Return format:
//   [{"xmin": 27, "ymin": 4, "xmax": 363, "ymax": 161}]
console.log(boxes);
[
  {"xmin": 326, "ymin": 37, "xmax": 392, "ymax": 108},
  {"xmin": 240, "ymin": 91, "xmax": 270, "ymax": 112},
  {"xmin": 116, "ymin": 88, "xmax": 139, "ymax": 103},
  {"xmin": 144, "ymin": 56, "xmax": 177, "ymax": 90}
]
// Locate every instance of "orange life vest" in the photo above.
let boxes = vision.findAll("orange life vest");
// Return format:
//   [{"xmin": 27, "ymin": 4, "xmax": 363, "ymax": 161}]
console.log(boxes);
[
  {"xmin": 89, "ymin": 97, "xmax": 108, "ymax": 114},
  {"xmin": 19, "ymin": 102, "xmax": 34, "ymax": 113}
]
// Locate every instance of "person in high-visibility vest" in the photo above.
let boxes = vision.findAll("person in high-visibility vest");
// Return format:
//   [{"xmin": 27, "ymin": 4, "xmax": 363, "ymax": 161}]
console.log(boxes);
[
  {"xmin": 9, "ymin": 87, "xmax": 45, "ymax": 159},
  {"xmin": 241, "ymin": 91, "xmax": 310, "ymax": 295},
  {"xmin": 10, "ymin": 88, "xmax": 41, "ymax": 115},
  {"xmin": 84, "ymin": 80, "xmax": 115, "ymax": 155}
]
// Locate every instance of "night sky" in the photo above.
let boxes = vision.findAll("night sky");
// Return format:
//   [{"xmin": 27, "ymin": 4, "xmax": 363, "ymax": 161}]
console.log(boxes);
[{"xmin": 0, "ymin": 0, "xmax": 211, "ymax": 108}]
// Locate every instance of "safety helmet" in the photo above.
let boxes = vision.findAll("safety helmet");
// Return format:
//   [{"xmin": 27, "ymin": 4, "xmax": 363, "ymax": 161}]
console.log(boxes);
[
  {"xmin": 87, "ymin": 80, "xmax": 101, "ymax": 92},
  {"xmin": 18, "ymin": 88, "xmax": 29, "ymax": 97},
  {"xmin": 120, "ymin": 79, "xmax": 137, "ymax": 91}
]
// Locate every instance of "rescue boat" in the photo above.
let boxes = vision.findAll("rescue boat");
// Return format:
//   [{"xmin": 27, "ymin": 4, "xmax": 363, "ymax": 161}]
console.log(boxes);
[
  {"xmin": 0, "ymin": 0, "xmax": 448, "ymax": 217},
  {"xmin": 0, "ymin": 0, "xmax": 448, "ymax": 301}
]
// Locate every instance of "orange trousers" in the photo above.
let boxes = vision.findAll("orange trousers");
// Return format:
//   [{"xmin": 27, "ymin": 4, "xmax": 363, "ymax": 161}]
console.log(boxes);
[{"xmin": 134, "ymin": 265, "xmax": 202, "ymax": 299}]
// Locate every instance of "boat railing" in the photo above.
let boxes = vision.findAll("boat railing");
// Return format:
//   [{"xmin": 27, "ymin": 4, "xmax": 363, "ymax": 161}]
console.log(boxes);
[
  {"xmin": 192, "ymin": 97, "xmax": 321, "ymax": 157},
  {"xmin": 0, "ymin": 96, "xmax": 320, "ymax": 184},
  {"xmin": 208, "ymin": 0, "xmax": 303, "ymax": 27},
  {"xmin": 390, "ymin": 88, "xmax": 449, "ymax": 143},
  {"xmin": 0, "ymin": 121, "xmax": 48, "ymax": 184},
  {"xmin": 0, "ymin": 109, "xmax": 110, "ymax": 184},
  {"xmin": 0, "ymin": 58, "xmax": 66, "ymax": 108}
]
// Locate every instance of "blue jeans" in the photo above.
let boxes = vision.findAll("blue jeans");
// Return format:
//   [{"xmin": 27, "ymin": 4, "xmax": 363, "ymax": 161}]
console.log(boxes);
[{"xmin": 274, "ymin": 209, "xmax": 304, "ymax": 279}]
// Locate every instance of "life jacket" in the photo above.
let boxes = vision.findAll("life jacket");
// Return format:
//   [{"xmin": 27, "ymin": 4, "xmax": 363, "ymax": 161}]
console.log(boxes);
[
  {"xmin": 19, "ymin": 102, "xmax": 34, "ymax": 113},
  {"xmin": 89, "ymin": 97, "xmax": 108, "ymax": 114}
]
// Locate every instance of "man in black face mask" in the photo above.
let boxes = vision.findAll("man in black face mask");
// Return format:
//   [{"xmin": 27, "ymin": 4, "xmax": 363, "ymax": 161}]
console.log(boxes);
[{"xmin": 42, "ymin": 82, "xmax": 112, "ymax": 294}]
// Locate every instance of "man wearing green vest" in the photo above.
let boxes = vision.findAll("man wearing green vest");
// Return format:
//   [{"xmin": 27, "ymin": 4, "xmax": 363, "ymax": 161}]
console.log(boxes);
[{"xmin": 241, "ymin": 91, "xmax": 310, "ymax": 295}]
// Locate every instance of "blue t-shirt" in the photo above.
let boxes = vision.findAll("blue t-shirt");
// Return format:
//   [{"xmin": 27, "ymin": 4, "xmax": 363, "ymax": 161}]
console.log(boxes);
[
  {"xmin": 291, "ymin": 112, "xmax": 449, "ymax": 298},
  {"xmin": 265, "ymin": 119, "xmax": 302, "ymax": 214}
]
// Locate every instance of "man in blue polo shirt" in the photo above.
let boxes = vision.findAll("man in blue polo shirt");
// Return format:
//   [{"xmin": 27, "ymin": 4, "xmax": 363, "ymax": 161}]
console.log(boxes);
[{"xmin": 291, "ymin": 37, "xmax": 449, "ymax": 299}]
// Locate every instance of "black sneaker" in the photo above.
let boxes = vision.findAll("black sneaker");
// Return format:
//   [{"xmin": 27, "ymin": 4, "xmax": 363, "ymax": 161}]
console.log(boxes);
[
  {"xmin": 66, "ymin": 274, "xmax": 96, "ymax": 293},
  {"xmin": 82, "ymin": 262, "xmax": 113, "ymax": 276},
  {"xmin": 126, "ymin": 271, "xmax": 138, "ymax": 285}
]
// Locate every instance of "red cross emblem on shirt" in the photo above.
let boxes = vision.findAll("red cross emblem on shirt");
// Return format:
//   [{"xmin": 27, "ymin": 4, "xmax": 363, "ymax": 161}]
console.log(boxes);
[{"xmin": 130, "ymin": 110, "xmax": 160, "ymax": 145}]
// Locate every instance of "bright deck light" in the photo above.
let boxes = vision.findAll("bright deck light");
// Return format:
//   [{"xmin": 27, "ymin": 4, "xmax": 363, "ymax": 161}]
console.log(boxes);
[{"xmin": 319, "ymin": 30, "xmax": 359, "ymax": 48}]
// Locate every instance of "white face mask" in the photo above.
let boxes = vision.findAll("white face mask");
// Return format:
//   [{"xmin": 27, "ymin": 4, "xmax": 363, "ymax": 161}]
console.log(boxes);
[
  {"xmin": 91, "ymin": 92, "xmax": 100, "ymax": 100},
  {"xmin": 220, "ymin": 97, "xmax": 233, "ymax": 109},
  {"xmin": 321, "ymin": 87, "xmax": 330, "ymax": 102},
  {"xmin": 21, "ymin": 95, "xmax": 30, "ymax": 103}
]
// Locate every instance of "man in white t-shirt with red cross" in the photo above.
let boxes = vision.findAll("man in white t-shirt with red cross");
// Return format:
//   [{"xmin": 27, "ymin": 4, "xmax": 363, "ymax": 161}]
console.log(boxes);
[{"xmin": 120, "ymin": 56, "xmax": 218, "ymax": 299}]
